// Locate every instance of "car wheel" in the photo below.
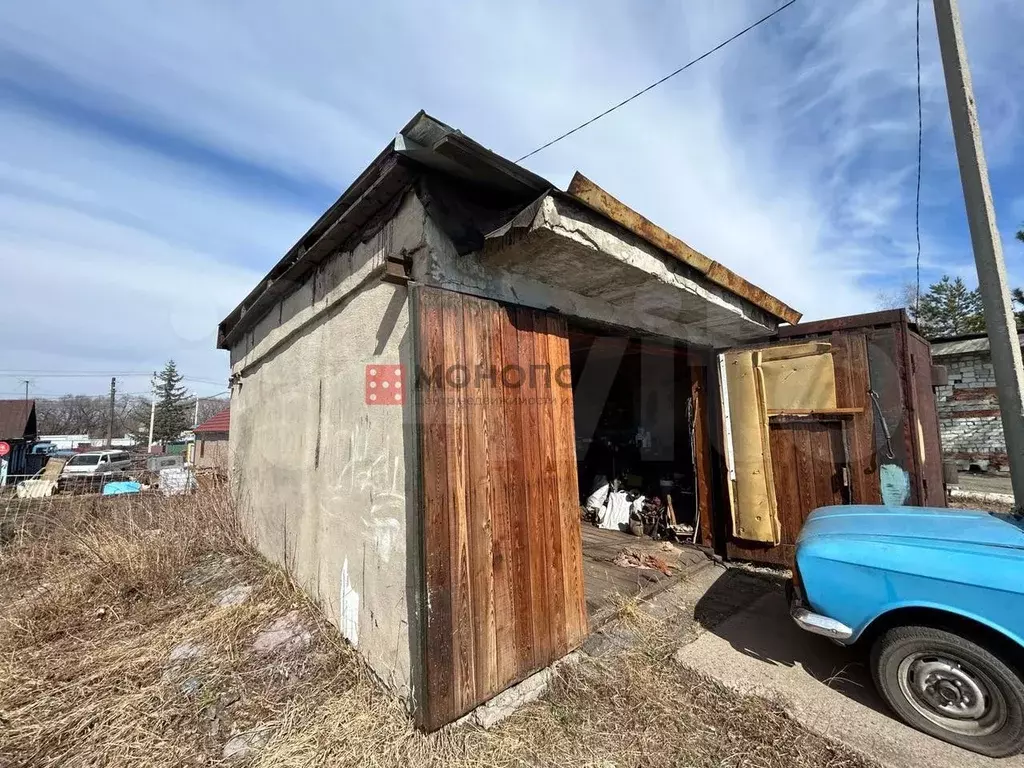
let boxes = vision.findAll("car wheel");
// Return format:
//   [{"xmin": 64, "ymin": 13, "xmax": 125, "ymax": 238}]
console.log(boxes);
[{"xmin": 871, "ymin": 624, "xmax": 1024, "ymax": 757}]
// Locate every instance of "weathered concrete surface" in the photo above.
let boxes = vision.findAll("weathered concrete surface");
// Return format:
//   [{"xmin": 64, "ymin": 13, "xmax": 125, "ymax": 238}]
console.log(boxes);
[
  {"xmin": 462, "ymin": 652, "xmax": 584, "ymax": 730},
  {"xmin": 415, "ymin": 194, "xmax": 777, "ymax": 348},
  {"xmin": 675, "ymin": 588, "xmax": 1024, "ymax": 768},
  {"xmin": 229, "ymin": 192, "xmax": 425, "ymax": 702}
]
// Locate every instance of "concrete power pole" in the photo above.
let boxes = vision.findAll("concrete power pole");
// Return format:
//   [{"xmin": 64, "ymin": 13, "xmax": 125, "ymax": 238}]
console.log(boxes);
[
  {"xmin": 106, "ymin": 377, "xmax": 116, "ymax": 448},
  {"xmin": 933, "ymin": 0, "xmax": 1024, "ymax": 506},
  {"xmin": 147, "ymin": 394, "xmax": 157, "ymax": 454}
]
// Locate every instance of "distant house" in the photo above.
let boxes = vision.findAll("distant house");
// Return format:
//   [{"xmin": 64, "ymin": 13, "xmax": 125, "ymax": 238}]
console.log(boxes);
[
  {"xmin": 192, "ymin": 406, "xmax": 229, "ymax": 471},
  {"xmin": 0, "ymin": 399, "xmax": 38, "ymax": 483},
  {"xmin": 931, "ymin": 332, "xmax": 1024, "ymax": 472}
]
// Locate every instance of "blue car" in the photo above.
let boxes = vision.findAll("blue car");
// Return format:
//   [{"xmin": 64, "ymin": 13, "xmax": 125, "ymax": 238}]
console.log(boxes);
[{"xmin": 790, "ymin": 504, "xmax": 1024, "ymax": 757}]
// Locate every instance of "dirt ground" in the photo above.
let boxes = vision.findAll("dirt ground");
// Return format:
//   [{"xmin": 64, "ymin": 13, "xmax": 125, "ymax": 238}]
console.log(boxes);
[{"xmin": 0, "ymin": 487, "xmax": 875, "ymax": 768}]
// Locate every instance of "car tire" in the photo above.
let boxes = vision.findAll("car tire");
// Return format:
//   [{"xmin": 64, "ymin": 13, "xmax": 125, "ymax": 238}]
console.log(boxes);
[{"xmin": 871, "ymin": 624, "xmax": 1024, "ymax": 757}]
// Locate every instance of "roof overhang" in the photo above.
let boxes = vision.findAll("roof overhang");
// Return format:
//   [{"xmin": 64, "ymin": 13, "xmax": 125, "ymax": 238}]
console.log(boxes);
[
  {"xmin": 566, "ymin": 174, "xmax": 800, "ymax": 326},
  {"xmin": 480, "ymin": 193, "xmax": 782, "ymax": 345},
  {"xmin": 218, "ymin": 113, "xmax": 800, "ymax": 348}
]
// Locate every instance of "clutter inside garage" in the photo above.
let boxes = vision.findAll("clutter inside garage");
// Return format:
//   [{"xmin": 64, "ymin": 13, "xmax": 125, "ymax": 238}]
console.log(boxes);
[{"xmin": 569, "ymin": 327, "xmax": 705, "ymax": 544}]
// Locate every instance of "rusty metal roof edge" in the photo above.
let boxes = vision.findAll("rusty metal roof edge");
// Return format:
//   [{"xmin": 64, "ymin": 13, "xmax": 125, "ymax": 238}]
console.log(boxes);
[
  {"xmin": 563, "ymin": 172, "xmax": 801, "ymax": 326},
  {"xmin": 776, "ymin": 309, "xmax": 912, "ymax": 339}
]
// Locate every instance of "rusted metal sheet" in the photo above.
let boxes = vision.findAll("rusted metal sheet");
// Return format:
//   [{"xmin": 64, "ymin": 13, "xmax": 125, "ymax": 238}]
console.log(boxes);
[
  {"xmin": 776, "ymin": 309, "xmax": 911, "ymax": 338},
  {"xmin": 565, "ymin": 173, "xmax": 802, "ymax": 326}
]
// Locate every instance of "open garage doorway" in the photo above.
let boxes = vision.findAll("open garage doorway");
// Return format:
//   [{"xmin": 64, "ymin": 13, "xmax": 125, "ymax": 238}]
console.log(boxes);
[{"xmin": 567, "ymin": 325, "xmax": 715, "ymax": 625}]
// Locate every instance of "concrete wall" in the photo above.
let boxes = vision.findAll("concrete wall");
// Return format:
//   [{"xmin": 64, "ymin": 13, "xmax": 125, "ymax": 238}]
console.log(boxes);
[
  {"xmin": 413, "ymin": 195, "xmax": 776, "ymax": 348},
  {"xmin": 934, "ymin": 351, "xmax": 1007, "ymax": 471},
  {"xmin": 228, "ymin": 191, "xmax": 426, "ymax": 702}
]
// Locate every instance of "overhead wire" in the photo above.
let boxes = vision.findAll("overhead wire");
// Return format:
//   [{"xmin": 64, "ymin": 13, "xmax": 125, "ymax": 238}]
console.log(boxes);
[
  {"xmin": 0, "ymin": 371, "xmax": 225, "ymax": 386},
  {"xmin": 515, "ymin": 0, "xmax": 799, "ymax": 163}
]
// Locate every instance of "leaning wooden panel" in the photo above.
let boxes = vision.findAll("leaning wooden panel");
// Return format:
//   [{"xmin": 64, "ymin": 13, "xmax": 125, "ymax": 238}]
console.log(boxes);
[
  {"xmin": 515, "ymin": 308, "xmax": 553, "ymax": 669},
  {"xmin": 546, "ymin": 314, "xmax": 587, "ymax": 648},
  {"xmin": 689, "ymin": 361, "xmax": 715, "ymax": 549},
  {"xmin": 440, "ymin": 291, "xmax": 477, "ymax": 713},
  {"xmin": 461, "ymin": 295, "xmax": 498, "ymax": 697},
  {"xmin": 534, "ymin": 313, "xmax": 568, "ymax": 660},
  {"xmin": 416, "ymin": 287, "xmax": 455, "ymax": 730}
]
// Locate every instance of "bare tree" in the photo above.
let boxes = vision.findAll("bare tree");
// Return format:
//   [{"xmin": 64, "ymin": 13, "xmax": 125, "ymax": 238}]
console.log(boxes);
[
  {"xmin": 196, "ymin": 397, "xmax": 229, "ymax": 426},
  {"xmin": 36, "ymin": 394, "xmax": 153, "ymax": 439},
  {"xmin": 875, "ymin": 282, "xmax": 920, "ymax": 313}
]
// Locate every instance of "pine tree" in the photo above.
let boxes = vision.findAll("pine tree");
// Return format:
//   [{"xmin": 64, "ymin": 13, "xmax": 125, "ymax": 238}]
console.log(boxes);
[
  {"xmin": 151, "ymin": 360, "xmax": 190, "ymax": 442},
  {"xmin": 916, "ymin": 276, "xmax": 985, "ymax": 338}
]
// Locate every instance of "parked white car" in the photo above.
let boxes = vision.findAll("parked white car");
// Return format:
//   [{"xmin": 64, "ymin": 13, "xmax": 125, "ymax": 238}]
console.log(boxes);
[{"xmin": 60, "ymin": 450, "xmax": 133, "ymax": 479}]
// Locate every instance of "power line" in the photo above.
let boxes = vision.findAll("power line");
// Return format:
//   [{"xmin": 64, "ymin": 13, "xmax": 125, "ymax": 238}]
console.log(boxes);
[
  {"xmin": 0, "ymin": 371, "xmax": 153, "ymax": 377},
  {"xmin": 914, "ymin": 0, "xmax": 923, "ymax": 314},
  {"xmin": 0, "ymin": 370, "xmax": 225, "ymax": 386},
  {"xmin": 515, "ymin": 0, "xmax": 799, "ymax": 163}
]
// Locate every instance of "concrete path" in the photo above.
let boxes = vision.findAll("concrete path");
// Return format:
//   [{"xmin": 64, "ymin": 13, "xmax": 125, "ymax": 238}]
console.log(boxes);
[
  {"xmin": 957, "ymin": 473, "xmax": 1013, "ymax": 496},
  {"xmin": 675, "ymin": 583, "xmax": 1024, "ymax": 768}
]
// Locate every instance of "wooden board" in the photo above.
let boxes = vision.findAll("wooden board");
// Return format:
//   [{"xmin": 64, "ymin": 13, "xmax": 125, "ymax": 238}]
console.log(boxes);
[
  {"xmin": 689, "ymin": 361, "xmax": 714, "ymax": 548},
  {"xmin": 906, "ymin": 331, "xmax": 946, "ymax": 507},
  {"xmin": 723, "ymin": 330, "xmax": 876, "ymax": 565},
  {"xmin": 828, "ymin": 331, "xmax": 880, "ymax": 505},
  {"xmin": 416, "ymin": 286, "xmax": 587, "ymax": 731},
  {"xmin": 729, "ymin": 420, "xmax": 847, "ymax": 567}
]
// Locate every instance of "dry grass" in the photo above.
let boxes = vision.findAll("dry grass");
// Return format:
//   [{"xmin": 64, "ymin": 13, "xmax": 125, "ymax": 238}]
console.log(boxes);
[{"xmin": 0, "ymin": 486, "xmax": 876, "ymax": 768}]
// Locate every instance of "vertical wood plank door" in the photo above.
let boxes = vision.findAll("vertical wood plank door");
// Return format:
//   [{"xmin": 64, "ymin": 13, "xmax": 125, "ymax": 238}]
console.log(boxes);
[
  {"xmin": 767, "ymin": 420, "xmax": 848, "ymax": 563},
  {"xmin": 415, "ymin": 286, "xmax": 587, "ymax": 731}
]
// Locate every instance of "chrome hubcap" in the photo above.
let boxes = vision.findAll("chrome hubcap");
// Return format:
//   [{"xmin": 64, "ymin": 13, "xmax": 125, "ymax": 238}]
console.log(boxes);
[
  {"xmin": 897, "ymin": 652, "xmax": 1006, "ymax": 736},
  {"xmin": 908, "ymin": 659, "xmax": 987, "ymax": 719}
]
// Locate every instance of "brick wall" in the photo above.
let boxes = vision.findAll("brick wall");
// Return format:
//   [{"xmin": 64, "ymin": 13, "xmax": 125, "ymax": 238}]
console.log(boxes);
[{"xmin": 934, "ymin": 352, "xmax": 1009, "ymax": 471}]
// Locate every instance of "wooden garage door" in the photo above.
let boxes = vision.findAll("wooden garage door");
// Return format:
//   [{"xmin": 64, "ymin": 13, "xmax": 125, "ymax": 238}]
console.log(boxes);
[{"xmin": 415, "ymin": 286, "xmax": 587, "ymax": 731}]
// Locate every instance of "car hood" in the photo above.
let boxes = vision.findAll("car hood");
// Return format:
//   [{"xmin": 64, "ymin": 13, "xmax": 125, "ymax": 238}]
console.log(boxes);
[{"xmin": 800, "ymin": 505, "xmax": 1024, "ymax": 550}]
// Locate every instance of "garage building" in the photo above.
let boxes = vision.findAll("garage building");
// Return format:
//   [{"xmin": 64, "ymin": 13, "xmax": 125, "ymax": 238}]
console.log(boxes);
[{"xmin": 217, "ymin": 113, "xmax": 943, "ymax": 730}]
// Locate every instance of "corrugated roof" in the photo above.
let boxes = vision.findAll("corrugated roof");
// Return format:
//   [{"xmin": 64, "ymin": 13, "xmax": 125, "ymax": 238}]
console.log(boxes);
[
  {"xmin": 0, "ymin": 399, "xmax": 36, "ymax": 441},
  {"xmin": 194, "ymin": 406, "xmax": 230, "ymax": 434},
  {"xmin": 931, "ymin": 332, "xmax": 1024, "ymax": 357}
]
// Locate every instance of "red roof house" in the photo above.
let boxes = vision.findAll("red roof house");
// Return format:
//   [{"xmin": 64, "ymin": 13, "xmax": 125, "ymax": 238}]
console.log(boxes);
[{"xmin": 193, "ymin": 406, "xmax": 229, "ymax": 471}]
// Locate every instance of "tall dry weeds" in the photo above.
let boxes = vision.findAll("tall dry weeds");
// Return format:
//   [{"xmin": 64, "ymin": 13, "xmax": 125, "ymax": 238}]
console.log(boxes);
[{"xmin": 0, "ymin": 485, "xmax": 876, "ymax": 768}]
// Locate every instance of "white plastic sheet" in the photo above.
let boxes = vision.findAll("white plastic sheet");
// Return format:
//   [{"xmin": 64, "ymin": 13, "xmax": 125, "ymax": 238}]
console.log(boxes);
[
  {"xmin": 599, "ymin": 490, "xmax": 632, "ymax": 531},
  {"xmin": 585, "ymin": 475, "xmax": 610, "ymax": 514}
]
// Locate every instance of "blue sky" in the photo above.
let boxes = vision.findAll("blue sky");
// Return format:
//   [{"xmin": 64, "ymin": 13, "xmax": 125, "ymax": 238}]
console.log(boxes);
[{"xmin": 1, "ymin": 0, "xmax": 1022, "ymax": 397}]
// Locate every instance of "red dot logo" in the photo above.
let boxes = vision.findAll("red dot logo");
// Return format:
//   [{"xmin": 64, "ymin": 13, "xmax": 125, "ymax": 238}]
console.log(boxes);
[{"xmin": 366, "ymin": 364, "xmax": 404, "ymax": 406}]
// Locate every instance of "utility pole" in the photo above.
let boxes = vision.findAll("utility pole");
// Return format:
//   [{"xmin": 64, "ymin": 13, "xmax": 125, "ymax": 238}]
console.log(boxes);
[
  {"xmin": 147, "ymin": 393, "xmax": 157, "ymax": 454},
  {"xmin": 106, "ymin": 377, "xmax": 116, "ymax": 448},
  {"xmin": 193, "ymin": 393, "xmax": 200, "ymax": 428},
  {"xmin": 21, "ymin": 379, "xmax": 29, "ymax": 401},
  {"xmin": 933, "ymin": 0, "xmax": 1024, "ymax": 506}
]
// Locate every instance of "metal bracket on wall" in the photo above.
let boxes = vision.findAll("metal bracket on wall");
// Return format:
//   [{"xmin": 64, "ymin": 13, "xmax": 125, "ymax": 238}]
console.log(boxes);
[{"xmin": 382, "ymin": 252, "xmax": 412, "ymax": 285}]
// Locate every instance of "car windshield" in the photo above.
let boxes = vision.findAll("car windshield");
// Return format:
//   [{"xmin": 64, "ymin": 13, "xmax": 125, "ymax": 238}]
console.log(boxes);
[{"xmin": 67, "ymin": 455, "xmax": 101, "ymax": 466}]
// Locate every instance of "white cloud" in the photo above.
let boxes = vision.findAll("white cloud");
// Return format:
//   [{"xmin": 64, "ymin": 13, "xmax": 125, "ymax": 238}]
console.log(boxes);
[{"xmin": 1, "ymin": 0, "xmax": 1022, "ymax": 398}]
